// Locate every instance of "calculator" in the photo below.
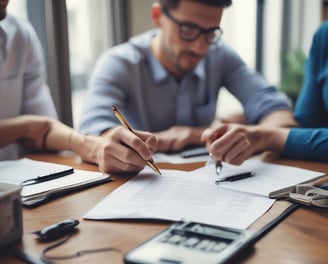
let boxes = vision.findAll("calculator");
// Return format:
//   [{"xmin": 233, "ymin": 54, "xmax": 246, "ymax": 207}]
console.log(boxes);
[{"xmin": 124, "ymin": 220, "xmax": 255, "ymax": 264}]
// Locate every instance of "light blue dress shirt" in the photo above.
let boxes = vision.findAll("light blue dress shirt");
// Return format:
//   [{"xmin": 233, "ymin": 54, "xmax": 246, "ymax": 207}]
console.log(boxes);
[
  {"xmin": 283, "ymin": 21, "xmax": 328, "ymax": 161},
  {"xmin": 79, "ymin": 29, "xmax": 290, "ymax": 135},
  {"xmin": 0, "ymin": 14, "xmax": 57, "ymax": 160}
]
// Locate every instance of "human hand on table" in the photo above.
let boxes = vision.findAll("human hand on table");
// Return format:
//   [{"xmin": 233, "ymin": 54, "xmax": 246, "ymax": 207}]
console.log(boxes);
[{"xmin": 154, "ymin": 125, "xmax": 205, "ymax": 153}]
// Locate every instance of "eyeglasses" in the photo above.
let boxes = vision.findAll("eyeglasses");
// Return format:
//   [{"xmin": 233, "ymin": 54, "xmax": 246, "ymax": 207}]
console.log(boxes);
[{"xmin": 162, "ymin": 7, "xmax": 223, "ymax": 44}]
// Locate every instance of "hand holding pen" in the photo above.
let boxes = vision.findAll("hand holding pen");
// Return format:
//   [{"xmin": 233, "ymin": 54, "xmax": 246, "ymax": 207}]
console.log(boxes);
[
  {"xmin": 112, "ymin": 105, "xmax": 161, "ymax": 175},
  {"xmin": 202, "ymin": 124, "xmax": 255, "ymax": 184},
  {"xmin": 201, "ymin": 123, "xmax": 254, "ymax": 166}
]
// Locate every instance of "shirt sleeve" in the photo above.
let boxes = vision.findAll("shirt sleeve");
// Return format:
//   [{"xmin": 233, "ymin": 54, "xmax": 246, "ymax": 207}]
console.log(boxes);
[
  {"xmin": 78, "ymin": 47, "xmax": 130, "ymax": 135},
  {"xmin": 283, "ymin": 128, "xmax": 328, "ymax": 162},
  {"xmin": 294, "ymin": 22, "xmax": 328, "ymax": 127}
]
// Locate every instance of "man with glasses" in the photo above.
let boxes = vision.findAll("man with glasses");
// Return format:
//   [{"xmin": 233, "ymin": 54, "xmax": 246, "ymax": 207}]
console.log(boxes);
[{"xmin": 79, "ymin": 0, "xmax": 297, "ymax": 173}]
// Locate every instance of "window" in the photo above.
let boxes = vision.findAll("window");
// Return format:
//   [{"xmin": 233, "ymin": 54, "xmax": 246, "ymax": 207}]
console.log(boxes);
[
  {"xmin": 66, "ymin": 0, "xmax": 114, "ymax": 127},
  {"xmin": 216, "ymin": 0, "xmax": 257, "ymax": 117},
  {"xmin": 221, "ymin": 0, "xmax": 257, "ymax": 69},
  {"xmin": 7, "ymin": 0, "xmax": 27, "ymax": 20}
]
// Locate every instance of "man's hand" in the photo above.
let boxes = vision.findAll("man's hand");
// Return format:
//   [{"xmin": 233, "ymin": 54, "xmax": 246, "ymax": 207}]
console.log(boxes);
[
  {"xmin": 98, "ymin": 127, "xmax": 157, "ymax": 174},
  {"xmin": 154, "ymin": 126, "xmax": 205, "ymax": 152}
]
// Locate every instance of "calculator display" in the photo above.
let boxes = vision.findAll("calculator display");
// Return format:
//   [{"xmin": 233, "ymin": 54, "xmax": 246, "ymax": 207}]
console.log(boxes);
[{"xmin": 184, "ymin": 222, "xmax": 241, "ymax": 241}]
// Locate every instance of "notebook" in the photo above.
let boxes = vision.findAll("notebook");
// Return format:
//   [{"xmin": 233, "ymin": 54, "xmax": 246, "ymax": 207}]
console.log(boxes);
[{"xmin": 0, "ymin": 158, "xmax": 111, "ymax": 207}]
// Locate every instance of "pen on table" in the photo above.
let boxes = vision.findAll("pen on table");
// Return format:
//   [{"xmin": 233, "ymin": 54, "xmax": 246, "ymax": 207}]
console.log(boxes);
[
  {"xmin": 21, "ymin": 168, "xmax": 74, "ymax": 186},
  {"xmin": 215, "ymin": 171, "xmax": 255, "ymax": 185},
  {"xmin": 111, "ymin": 105, "xmax": 161, "ymax": 175}
]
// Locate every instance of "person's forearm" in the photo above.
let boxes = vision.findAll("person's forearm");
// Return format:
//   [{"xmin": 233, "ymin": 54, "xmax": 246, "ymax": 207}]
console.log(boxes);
[
  {"xmin": 69, "ymin": 132, "xmax": 103, "ymax": 165},
  {"xmin": 0, "ymin": 117, "xmax": 29, "ymax": 147},
  {"xmin": 252, "ymin": 126, "xmax": 290, "ymax": 153},
  {"xmin": 43, "ymin": 120, "xmax": 72, "ymax": 151},
  {"xmin": 43, "ymin": 120, "xmax": 102, "ymax": 165},
  {"xmin": 259, "ymin": 110, "xmax": 299, "ymax": 128},
  {"xmin": 217, "ymin": 113, "xmax": 247, "ymax": 124}
]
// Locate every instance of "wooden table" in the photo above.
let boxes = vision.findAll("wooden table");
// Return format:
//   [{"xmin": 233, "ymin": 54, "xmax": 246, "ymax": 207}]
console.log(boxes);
[{"xmin": 1, "ymin": 152, "xmax": 328, "ymax": 264}]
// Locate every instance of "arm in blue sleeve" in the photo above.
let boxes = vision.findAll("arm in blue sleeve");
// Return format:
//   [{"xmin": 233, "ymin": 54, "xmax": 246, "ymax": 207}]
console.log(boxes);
[
  {"xmin": 294, "ymin": 21, "xmax": 328, "ymax": 127},
  {"xmin": 283, "ymin": 128, "xmax": 328, "ymax": 162}
]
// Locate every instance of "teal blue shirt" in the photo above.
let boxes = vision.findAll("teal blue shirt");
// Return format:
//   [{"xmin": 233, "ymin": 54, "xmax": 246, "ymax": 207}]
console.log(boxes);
[{"xmin": 284, "ymin": 21, "xmax": 328, "ymax": 161}]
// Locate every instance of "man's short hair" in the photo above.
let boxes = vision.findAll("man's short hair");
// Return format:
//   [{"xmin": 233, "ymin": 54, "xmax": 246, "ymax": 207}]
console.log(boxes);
[{"xmin": 159, "ymin": 0, "xmax": 232, "ymax": 9}]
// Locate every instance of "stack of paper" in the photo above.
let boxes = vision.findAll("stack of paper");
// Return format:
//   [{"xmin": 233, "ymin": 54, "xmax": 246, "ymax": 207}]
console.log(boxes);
[
  {"xmin": 0, "ymin": 158, "xmax": 111, "ymax": 207},
  {"xmin": 84, "ymin": 159, "xmax": 324, "ymax": 229}
]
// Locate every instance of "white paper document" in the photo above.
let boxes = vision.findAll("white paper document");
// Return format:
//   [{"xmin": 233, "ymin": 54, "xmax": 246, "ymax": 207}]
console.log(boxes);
[
  {"xmin": 84, "ymin": 168, "xmax": 275, "ymax": 229},
  {"xmin": 21, "ymin": 169, "xmax": 110, "ymax": 203},
  {"xmin": 193, "ymin": 159, "xmax": 325, "ymax": 198}
]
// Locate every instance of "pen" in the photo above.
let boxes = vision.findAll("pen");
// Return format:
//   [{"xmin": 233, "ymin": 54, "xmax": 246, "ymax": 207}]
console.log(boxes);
[
  {"xmin": 21, "ymin": 168, "xmax": 74, "ymax": 186},
  {"xmin": 215, "ymin": 171, "xmax": 255, "ymax": 185},
  {"xmin": 215, "ymin": 161, "xmax": 222, "ymax": 175},
  {"xmin": 112, "ymin": 105, "xmax": 161, "ymax": 175}
]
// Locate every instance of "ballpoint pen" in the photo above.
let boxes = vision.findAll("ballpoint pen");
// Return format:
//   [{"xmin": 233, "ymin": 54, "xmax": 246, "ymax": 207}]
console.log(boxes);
[
  {"xmin": 111, "ymin": 105, "xmax": 162, "ymax": 175},
  {"xmin": 215, "ymin": 171, "xmax": 255, "ymax": 185},
  {"xmin": 215, "ymin": 161, "xmax": 222, "ymax": 175},
  {"xmin": 21, "ymin": 168, "xmax": 74, "ymax": 186}
]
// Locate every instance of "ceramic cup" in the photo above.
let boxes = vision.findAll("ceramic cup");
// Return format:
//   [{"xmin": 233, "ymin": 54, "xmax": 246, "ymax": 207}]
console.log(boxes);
[{"xmin": 0, "ymin": 182, "xmax": 22, "ymax": 247}]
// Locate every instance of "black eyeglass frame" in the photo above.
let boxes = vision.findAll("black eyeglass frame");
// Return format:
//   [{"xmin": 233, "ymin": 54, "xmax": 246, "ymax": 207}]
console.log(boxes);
[{"xmin": 161, "ymin": 6, "xmax": 223, "ymax": 44}]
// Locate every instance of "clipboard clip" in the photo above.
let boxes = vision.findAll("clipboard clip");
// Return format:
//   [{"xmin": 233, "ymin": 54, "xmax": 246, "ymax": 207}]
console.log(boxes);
[{"xmin": 289, "ymin": 183, "xmax": 328, "ymax": 208}]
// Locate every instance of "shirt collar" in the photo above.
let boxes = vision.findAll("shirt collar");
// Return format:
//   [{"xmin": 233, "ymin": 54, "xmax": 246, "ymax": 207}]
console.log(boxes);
[
  {"xmin": 193, "ymin": 59, "xmax": 205, "ymax": 80},
  {"xmin": 148, "ymin": 50, "xmax": 167, "ymax": 82}
]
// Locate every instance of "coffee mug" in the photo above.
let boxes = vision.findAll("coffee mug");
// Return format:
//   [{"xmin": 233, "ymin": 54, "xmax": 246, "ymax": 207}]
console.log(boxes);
[{"xmin": 0, "ymin": 182, "xmax": 22, "ymax": 248}]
